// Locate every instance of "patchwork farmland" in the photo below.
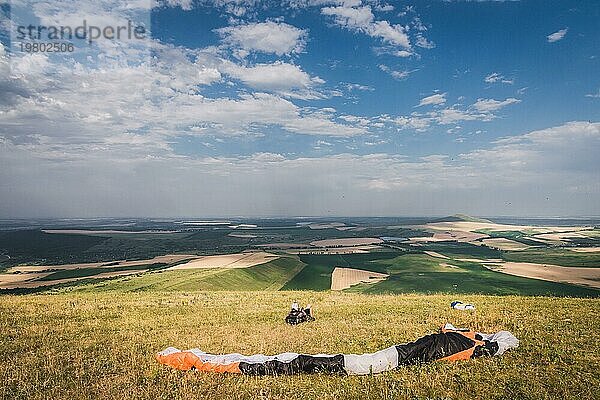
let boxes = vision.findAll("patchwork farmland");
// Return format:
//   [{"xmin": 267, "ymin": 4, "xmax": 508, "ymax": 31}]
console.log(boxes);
[{"xmin": 1, "ymin": 215, "xmax": 599, "ymax": 295}]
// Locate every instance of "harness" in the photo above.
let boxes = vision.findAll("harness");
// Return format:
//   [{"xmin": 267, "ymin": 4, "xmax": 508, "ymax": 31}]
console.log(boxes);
[{"xmin": 439, "ymin": 326, "xmax": 486, "ymax": 361}]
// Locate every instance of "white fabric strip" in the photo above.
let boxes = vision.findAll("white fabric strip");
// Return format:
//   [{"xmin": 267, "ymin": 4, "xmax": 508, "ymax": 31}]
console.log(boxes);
[
  {"xmin": 343, "ymin": 345, "xmax": 399, "ymax": 375},
  {"xmin": 477, "ymin": 331, "xmax": 519, "ymax": 355}
]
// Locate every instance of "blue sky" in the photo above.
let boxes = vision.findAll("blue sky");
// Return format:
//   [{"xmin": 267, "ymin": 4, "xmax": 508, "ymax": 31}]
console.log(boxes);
[
  {"xmin": 0, "ymin": 0, "xmax": 598, "ymax": 217},
  {"xmin": 153, "ymin": 0, "xmax": 599, "ymax": 159}
]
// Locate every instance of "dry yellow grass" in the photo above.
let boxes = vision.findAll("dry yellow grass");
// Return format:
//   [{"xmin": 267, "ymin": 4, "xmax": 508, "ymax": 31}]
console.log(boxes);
[
  {"xmin": 227, "ymin": 233, "xmax": 258, "ymax": 238},
  {"xmin": 423, "ymin": 251, "xmax": 449, "ymax": 259},
  {"xmin": 307, "ymin": 222, "xmax": 346, "ymax": 229},
  {"xmin": 483, "ymin": 262, "xmax": 600, "ymax": 289},
  {"xmin": 423, "ymin": 221, "xmax": 592, "ymax": 234},
  {"xmin": 408, "ymin": 230, "xmax": 489, "ymax": 243},
  {"xmin": 439, "ymin": 263, "xmax": 459, "ymax": 269},
  {"xmin": 286, "ymin": 245, "xmax": 381, "ymax": 255},
  {"xmin": 168, "ymin": 252, "xmax": 279, "ymax": 270},
  {"xmin": 535, "ymin": 232, "xmax": 591, "ymax": 242},
  {"xmin": 0, "ymin": 254, "xmax": 200, "ymax": 289},
  {"xmin": 330, "ymin": 268, "xmax": 388, "ymax": 290},
  {"xmin": 0, "ymin": 291, "xmax": 598, "ymax": 400},
  {"xmin": 309, "ymin": 238, "xmax": 383, "ymax": 247},
  {"xmin": 0, "ymin": 269, "xmax": 149, "ymax": 289},
  {"xmin": 481, "ymin": 238, "xmax": 531, "ymax": 251},
  {"xmin": 8, "ymin": 254, "xmax": 199, "ymax": 273},
  {"xmin": 0, "ymin": 272, "xmax": 52, "ymax": 283},
  {"xmin": 456, "ymin": 258, "xmax": 504, "ymax": 263},
  {"xmin": 41, "ymin": 230, "xmax": 180, "ymax": 235},
  {"xmin": 570, "ymin": 247, "xmax": 600, "ymax": 253}
]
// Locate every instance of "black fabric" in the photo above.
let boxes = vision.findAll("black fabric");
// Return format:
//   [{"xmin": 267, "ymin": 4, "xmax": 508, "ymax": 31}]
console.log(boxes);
[
  {"xmin": 395, "ymin": 332, "xmax": 476, "ymax": 365},
  {"xmin": 239, "ymin": 354, "xmax": 345, "ymax": 375},
  {"xmin": 285, "ymin": 309, "xmax": 314, "ymax": 325},
  {"xmin": 471, "ymin": 340, "xmax": 499, "ymax": 358}
]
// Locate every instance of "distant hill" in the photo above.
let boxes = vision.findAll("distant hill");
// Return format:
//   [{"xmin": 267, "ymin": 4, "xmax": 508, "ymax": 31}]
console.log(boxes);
[{"xmin": 431, "ymin": 214, "xmax": 493, "ymax": 223}]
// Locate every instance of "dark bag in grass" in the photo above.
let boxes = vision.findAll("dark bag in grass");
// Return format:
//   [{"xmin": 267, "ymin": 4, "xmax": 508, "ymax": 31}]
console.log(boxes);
[{"xmin": 285, "ymin": 302, "xmax": 315, "ymax": 325}]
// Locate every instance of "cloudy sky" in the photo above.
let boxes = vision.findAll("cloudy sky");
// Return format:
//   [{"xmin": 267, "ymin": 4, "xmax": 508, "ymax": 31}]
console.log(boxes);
[{"xmin": 0, "ymin": 0, "xmax": 598, "ymax": 218}]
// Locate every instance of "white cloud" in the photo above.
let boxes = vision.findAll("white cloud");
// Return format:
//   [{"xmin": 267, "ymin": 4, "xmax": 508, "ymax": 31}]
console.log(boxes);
[
  {"xmin": 344, "ymin": 83, "xmax": 374, "ymax": 91},
  {"xmin": 372, "ymin": 46, "xmax": 414, "ymax": 57},
  {"xmin": 484, "ymin": 72, "xmax": 514, "ymax": 85},
  {"xmin": 435, "ymin": 107, "xmax": 489, "ymax": 124},
  {"xmin": 369, "ymin": 20, "xmax": 410, "ymax": 48},
  {"xmin": 321, "ymin": 4, "xmax": 411, "ymax": 49},
  {"xmin": 585, "ymin": 89, "xmax": 600, "ymax": 99},
  {"xmin": 446, "ymin": 126, "xmax": 461, "ymax": 134},
  {"xmin": 215, "ymin": 21, "xmax": 307, "ymax": 55},
  {"xmin": 322, "ymin": 5, "xmax": 374, "ymax": 28},
  {"xmin": 415, "ymin": 34, "xmax": 435, "ymax": 49},
  {"xmin": 378, "ymin": 64, "xmax": 415, "ymax": 80},
  {"xmin": 2, "ymin": 121, "xmax": 598, "ymax": 217},
  {"xmin": 249, "ymin": 152, "xmax": 287, "ymax": 162},
  {"xmin": 394, "ymin": 115, "xmax": 432, "ymax": 131},
  {"xmin": 159, "ymin": 0, "xmax": 260, "ymax": 17},
  {"xmin": 0, "ymin": 43, "xmax": 365, "ymax": 145},
  {"xmin": 394, "ymin": 50, "xmax": 413, "ymax": 57},
  {"xmin": 315, "ymin": 139, "xmax": 333, "ymax": 146},
  {"xmin": 464, "ymin": 122, "xmax": 599, "ymax": 175},
  {"xmin": 472, "ymin": 97, "xmax": 521, "ymax": 112},
  {"xmin": 417, "ymin": 93, "xmax": 446, "ymax": 107},
  {"xmin": 374, "ymin": 3, "xmax": 394, "ymax": 12},
  {"xmin": 547, "ymin": 28, "xmax": 568, "ymax": 43},
  {"xmin": 393, "ymin": 96, "xmax": 521, "ymax": 130},
  {"xmin": 161, "ymin": 0, "xmax": 193, "ymax": 10},
  {"xmin": 338, "ymin": 114, "xmax": 371, "ymax": 126},
  {"xmin": 221, "ymin": 61, "xmax": 325, "ymax": 99},
  {"xmin": 411, "ymin": 16, "xmax": 427, "ymax": 32},
  {"xmin": 0, "ymin": 0, "xmax": 360, "ymax": 137}
]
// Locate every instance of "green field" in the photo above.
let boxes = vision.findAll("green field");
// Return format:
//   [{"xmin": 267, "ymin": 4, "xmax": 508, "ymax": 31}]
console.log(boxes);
[
  {"xmin": 0, "ymin": 229, "xmax": 256, "ymax": 270},
  {"xmin": 0, "ymin": 225, "xmax": 431, "ymax": 271},
  {"xmin": 359, "ymin": 256, "xmax": 599, "ymax": 296},
  {"xmin": 1, "ymin": 291, "xmax": 598, "ymax": 400},
  {"xmin": 3, "ymin": 237, "xmax": 598, "ymax": 297},
  {"xmin": 281, "ymin": 252, "xmax": 398, "ymax": 291},
  {"xmin": 279, "ymin": 253, "xmax": 599, "ymax": 297},
  {"xmin": 55, "ymin": 251, "xmax": 600, "ymax": 297},
  {"xmin": 81, "ymin": 257, "xmax": 306, "ymax": 292},
  {"xmin": 2, "ymin": 221, "xmax": 599, "ymax": 295},
  {"xmin": 503, "ymin": 248, "xmax": 600, "ymax": 267},
  {"xmin": 581, "ymin": 229, "xmax": 600, "ymax": 238},
  {"xmin": 473, "ymin": 229, "xmax": 546, "ymax": 246},
  {"xmin": 413, "ymin": 242, "xmax": 504, "ymax": 259},
  {"xmin": 37, "ymin": 263, "xmax": 167, "ymax": 281}
]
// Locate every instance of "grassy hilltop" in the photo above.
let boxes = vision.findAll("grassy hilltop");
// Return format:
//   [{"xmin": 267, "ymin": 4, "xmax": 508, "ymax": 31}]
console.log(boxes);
[
  {"xmin": 1, "ymin": 291, "xmax": 598, "ymax": 400},
  {"xmin": 1, "ymin": 217, "xmax": 599, "ymax": 399}
]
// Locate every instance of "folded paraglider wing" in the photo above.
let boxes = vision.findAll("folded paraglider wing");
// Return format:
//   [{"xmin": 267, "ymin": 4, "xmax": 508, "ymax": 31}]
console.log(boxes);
[{"xmin": 157, "ymin": 326, "xmax": 518, "ymax": 375}]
